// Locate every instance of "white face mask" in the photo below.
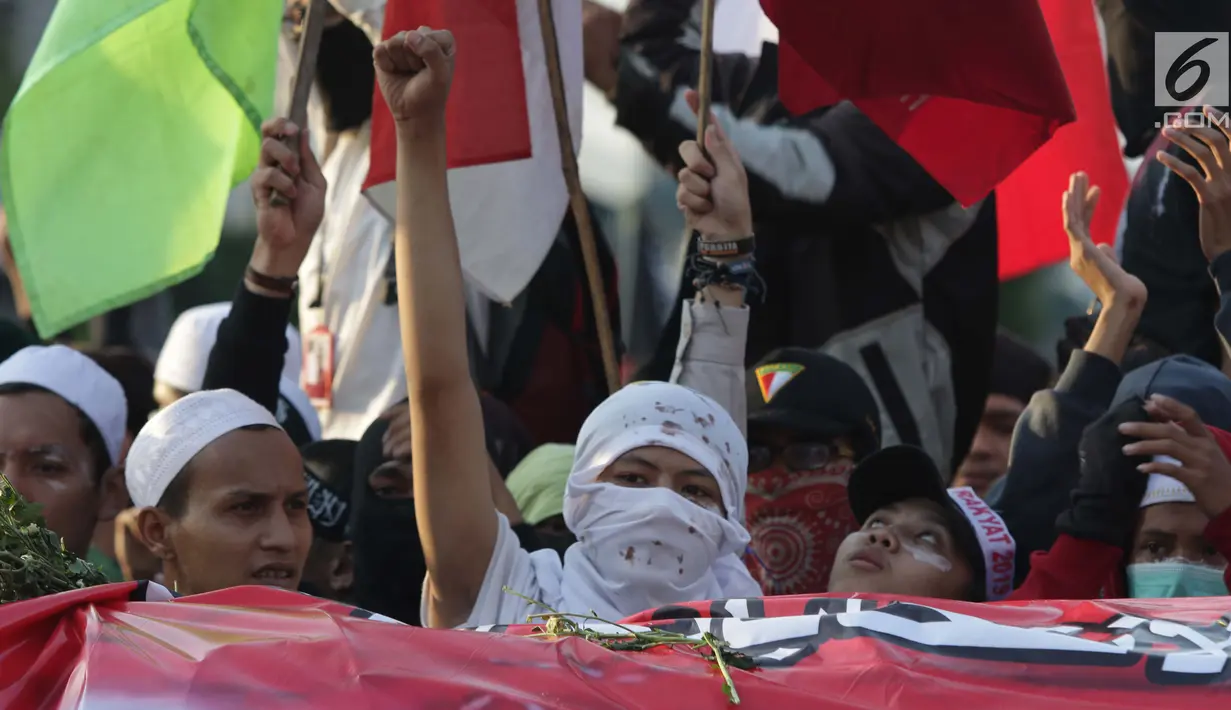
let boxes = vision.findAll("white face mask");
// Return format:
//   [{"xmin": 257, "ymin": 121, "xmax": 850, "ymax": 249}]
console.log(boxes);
[
  {"xmin": 553, "ymin": 382, "xmax": 761, "ymax": 620},
  {"xmin": 575, "ymin": 485, "xmax": 727, "ymax": 593}
]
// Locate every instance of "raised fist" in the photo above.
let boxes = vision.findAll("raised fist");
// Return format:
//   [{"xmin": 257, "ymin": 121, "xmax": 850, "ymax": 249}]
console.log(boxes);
[{"xmin": 373, "ymin": 27, "xmax": 456, "ymax": 126}]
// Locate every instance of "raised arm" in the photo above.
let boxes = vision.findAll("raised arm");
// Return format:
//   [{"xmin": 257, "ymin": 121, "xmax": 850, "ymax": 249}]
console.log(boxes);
[
  {"xmin": 375, "ymin": 28, "xmax": 496, "ymax": 628},
  {"xmin": 996, "ymin": 172, "xmax": 1146, "ymax": 583},
  {"xmin": 670, "ymin": 92, "xmax": 753, "ymax": 434},
  {"xmin": 204, "ymin": 118, "xmax": 325, "ymax": 422}
]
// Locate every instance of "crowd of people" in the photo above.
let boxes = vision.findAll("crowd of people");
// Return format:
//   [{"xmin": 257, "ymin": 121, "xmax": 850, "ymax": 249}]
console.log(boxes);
[{"xmin": 2, "ymin": 0, "xmax": 1231, "ymax": 630}]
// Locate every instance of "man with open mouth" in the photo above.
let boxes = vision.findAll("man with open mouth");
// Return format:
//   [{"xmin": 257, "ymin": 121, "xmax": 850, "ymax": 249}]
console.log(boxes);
[{"xmin": 123, "ymin": 389, "xmax": 311, "ymax": 595}]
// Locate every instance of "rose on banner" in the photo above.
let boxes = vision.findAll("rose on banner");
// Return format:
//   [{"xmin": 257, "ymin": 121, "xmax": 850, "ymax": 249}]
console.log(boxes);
[{"xmin": 3, "ymin": 583, "xmax": 1231, "ymax": 708}]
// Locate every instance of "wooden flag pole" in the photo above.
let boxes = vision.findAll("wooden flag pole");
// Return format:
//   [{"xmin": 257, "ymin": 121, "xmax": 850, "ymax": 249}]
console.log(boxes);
[
  {"xmin": 270, "ymin": 0, "xmax": 330, "ymax": 206},
  {"xmin": 536, "ymin": 0, "xmax": 622, "ymax": 395},
  {"xmin": 695, "ymin": 0, "xmax": 717, "ymax": 149}
]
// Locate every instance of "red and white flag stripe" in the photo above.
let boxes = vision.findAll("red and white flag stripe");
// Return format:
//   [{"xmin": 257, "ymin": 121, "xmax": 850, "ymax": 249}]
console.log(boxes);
[{"xmin": 364, "ymin": 0, "xmax": 582, "ymax": 304}]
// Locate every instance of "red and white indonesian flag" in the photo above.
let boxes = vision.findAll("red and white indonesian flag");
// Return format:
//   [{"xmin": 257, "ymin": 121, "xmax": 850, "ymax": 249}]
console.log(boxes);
[{"xmin": 364, "ymin": 0, "xmax": 583, "ymax": 304}]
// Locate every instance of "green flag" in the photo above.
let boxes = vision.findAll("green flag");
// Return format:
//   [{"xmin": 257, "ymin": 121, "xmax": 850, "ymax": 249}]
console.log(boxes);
[{"xmin": 0, "ymin": 0, "xmax": 282, "ymax": 337}]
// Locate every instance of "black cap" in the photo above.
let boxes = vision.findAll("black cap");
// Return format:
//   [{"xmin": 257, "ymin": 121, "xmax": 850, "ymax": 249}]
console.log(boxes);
[
  {"xmin": 746, "ymin": 347, "xmax": 881, "ymax": 459},
  {"xmin": 847, "ymin": 445, "xmax": 990, "ymax": 601},
  {"xmin": 302, "ymin": 439, "xmax": 356, "ymax": 543}
]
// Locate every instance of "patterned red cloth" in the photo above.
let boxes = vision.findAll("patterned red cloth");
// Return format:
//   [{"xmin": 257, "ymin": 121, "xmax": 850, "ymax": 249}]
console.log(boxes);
[{"xmin": 744, "ymin": 462, "xmax": 857, "ymax": 595}]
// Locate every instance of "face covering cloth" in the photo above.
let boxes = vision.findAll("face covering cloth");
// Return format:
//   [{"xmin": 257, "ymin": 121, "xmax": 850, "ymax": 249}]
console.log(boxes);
[
  {"xmin": 744, "ymin": 459, "xmax": 857, "ymax": 595},
  {"xmin": 1127, "ymin": 560, "xmax": 1229, "ymax": 599},
  {"xmin": 348, "ymin": 416, "xmax": 427, "ymax": 625},
  {"xmin": 550, "ymin": 382, "xmax": 760, "ymax": 622}
]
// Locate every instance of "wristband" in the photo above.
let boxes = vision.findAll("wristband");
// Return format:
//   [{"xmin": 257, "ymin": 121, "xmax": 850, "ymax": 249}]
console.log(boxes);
[
  {"xmin": 245, "ymin": 265, "xmax": 298, "ymax": 296},
  {"xmin": 689, "ymin": 254, "xmax": 766, "ymax": 303},
  {"xmin": 696, "ymin": 234, "xmax": 756, "ymax": 258}
]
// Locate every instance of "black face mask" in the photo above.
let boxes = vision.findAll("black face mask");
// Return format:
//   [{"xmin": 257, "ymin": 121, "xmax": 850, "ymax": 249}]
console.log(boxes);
[
  {"xmin": 348, "ymin": 416, "xmax": 427, "ymax": 626},
  {"xmin": 349, "ymin": 496, "xmax": 426, "ymax": 625}
]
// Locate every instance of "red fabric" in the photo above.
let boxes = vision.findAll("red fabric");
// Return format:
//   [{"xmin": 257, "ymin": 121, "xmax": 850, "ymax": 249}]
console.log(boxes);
[
  {"xmin": 760, "ymin": 0, "xmax": 1076, "ymax": 207},
  {"xmin": 364, "ymin": 0, "xmax": 532, "ymax": 195},
  {"xmin": 1009, "ymin": 533, "xmax": 1122, "ymax": 601},
  {"xmin": 995, "ymin": 0, "xmax": 1128, "ymax": 280},
  {"xmin": 8, "ymin": 584, "xmax": 1231, "ymax": 708},
  {"xmin": 743, "ymin": 463, "xmax": 858, "ymax": 595}
]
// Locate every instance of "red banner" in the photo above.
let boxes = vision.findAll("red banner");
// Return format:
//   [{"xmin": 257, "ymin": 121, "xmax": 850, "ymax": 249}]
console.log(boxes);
[{"xmin": 2, "ymin": 583, "xmax": 1230, "ymax": 708}]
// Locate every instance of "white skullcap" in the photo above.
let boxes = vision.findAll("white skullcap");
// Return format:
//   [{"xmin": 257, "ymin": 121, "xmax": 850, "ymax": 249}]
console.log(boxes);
[
  {"xmin": 126, "ymin": 388, "xmax": 281, "ymax": 508},
  {"xmin": 155, "ymin": 302, "xmax": 302, "ymax": 393},
  {"xmin": 1141, "ymin": 470, "xmax": 1196, "ymax": 508},
  {"xmin": 0, "ymin": 345, "xmax": 127, "ymax": 464}
]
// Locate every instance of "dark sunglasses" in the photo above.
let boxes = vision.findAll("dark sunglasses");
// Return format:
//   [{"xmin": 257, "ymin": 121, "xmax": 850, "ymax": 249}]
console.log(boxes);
[{"xmin": 748, "ymin": 442, "xmax": 853, "ymax": 473}]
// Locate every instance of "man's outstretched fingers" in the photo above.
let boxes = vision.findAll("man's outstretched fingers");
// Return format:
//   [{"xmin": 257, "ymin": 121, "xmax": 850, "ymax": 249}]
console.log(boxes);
[
  {"xmin": 1157, "ymin": 150, "xmax": 1208, "ymax": 195},
  {"xmin": 1163, "ymin": 127, "xmax": 1217, "ymax": 178}
]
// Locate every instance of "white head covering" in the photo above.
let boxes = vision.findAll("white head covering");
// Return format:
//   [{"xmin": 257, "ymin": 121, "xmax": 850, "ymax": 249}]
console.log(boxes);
[
  {"xmin": 544, "ymin": 382, "xmax": 759, "ymax": 620},
  {"xmin": 1141, "ymin": 471, "xmax": 1196, "ymax": 508},
  {"xmin": 126, "ymin": 389, "xmax": 281, "ymax": 508},
  {"xmin": 0, "ymin": 345, "xmax": 127, "ymax": 464},
  {"xmin": 155, "ymin": 303, "xmax": 302, "ymax": 393}
]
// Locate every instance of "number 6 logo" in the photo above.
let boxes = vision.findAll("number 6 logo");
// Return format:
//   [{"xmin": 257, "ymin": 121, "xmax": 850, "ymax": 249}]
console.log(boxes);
[
  {"xmin": 1155, "ymin": 33, "xmax": 1231, "ymax": 108},
  {"xmin": 1167, "ymin": 37, "xmax": 1219, "ymax": 103}
]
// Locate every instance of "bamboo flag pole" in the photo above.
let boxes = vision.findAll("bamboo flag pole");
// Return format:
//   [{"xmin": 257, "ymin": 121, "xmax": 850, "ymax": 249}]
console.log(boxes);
[
  {"xmin": 536, "ymin": 0, "xmax": 622, "ymax": 395},
  {"xmin": 270, "ymin": 0, "xmax": 329, "ymax": 206},
  {"xmin": 695, "ymin": 0, "xmax": 718, "ymax": 150}
]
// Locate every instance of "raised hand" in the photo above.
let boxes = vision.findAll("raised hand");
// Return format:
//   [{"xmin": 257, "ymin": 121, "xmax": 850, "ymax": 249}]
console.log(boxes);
[
  {"xmin": 676, "ymin": 89, "xmax": 752, "ymax": 239},
  {"xmin": 250, "ymin": 118, "xmax": 327, "ymax": 276},
  {"xmin": 1121, "ymin": 394, "xmax": 1231, "ymax": 519},
  {"xmin": 1062, "ymin": 171, "xmax": 1146, "ymax": 311},
  {"xmin": 1157, "ymin": 106, "xmax": 1231, "ymax": 263},
  {"xmin": 373, "ymin": 27, "xmax": 456, "ymax": 128}
]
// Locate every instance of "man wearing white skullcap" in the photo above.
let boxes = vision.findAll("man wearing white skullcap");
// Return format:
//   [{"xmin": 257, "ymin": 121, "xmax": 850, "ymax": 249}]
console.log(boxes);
[
  {"xmin": 0, "ymin": 345, "xmax": 129, "ymax": 556},
  {"xmin": 126, "ymin": 389, "xmax": 311, "ymax": 595},
  {"xmin": 1125, "ymin": 470, "xmax": 1228, "ymax": 598}
]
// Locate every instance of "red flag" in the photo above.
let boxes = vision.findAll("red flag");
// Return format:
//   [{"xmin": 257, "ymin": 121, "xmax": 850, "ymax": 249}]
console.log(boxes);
[
  {"xmin": 366, "ymin": 0, "xmax": 531, "ymax": 176},
  {"xmin": 995, "ymin": 0, "xmax": 1127, "ymax": 280},
  {"xmin": 363, "ymin": 0, "xmax": 583, "ymax": 304},
  {"xmin": 760, "ymin": 0, "xmax": 1077, "ymax": 207}
]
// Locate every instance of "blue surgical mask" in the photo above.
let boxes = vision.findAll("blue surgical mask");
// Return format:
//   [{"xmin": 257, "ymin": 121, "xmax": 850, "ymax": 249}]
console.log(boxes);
[{"xmin": 1126, "ymin": 561, "xmax": 1229, "ymax": 598}]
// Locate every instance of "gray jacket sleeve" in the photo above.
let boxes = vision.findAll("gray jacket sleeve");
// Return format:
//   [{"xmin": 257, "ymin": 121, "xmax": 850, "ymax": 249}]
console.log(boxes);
[{"xmin": 670, "ymin": 300, "xmax": 749, "ymax": 439}]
